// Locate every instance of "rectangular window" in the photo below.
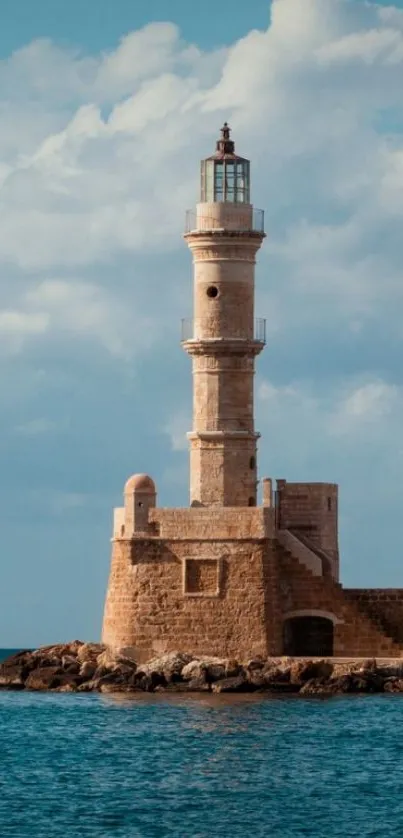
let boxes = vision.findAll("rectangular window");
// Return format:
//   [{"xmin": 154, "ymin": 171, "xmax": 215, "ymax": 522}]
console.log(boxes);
[{"xmin": 183, "ymin": 558, "xmax": 221, "ymax": 596}]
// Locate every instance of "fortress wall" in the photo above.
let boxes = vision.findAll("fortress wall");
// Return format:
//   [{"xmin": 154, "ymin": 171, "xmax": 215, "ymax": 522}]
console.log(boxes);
[
  {"xmin": 149, "ymin": 507, "xmax": 275, "ymax": 540},
  {"xmin": 102, "ymin": 536, "xmax": 279, "ymax": 662}
]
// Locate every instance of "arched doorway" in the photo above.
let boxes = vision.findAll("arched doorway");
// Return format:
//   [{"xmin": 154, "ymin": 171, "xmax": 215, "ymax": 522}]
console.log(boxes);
[{"xmin": 283, "ymin": 616, "xmax": 334, "ymax": 656}]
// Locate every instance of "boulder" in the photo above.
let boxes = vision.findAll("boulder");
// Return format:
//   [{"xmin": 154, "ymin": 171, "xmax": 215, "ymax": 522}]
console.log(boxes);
[
  {"xmin": 134, "ymin": 671, "xmax": 166, "ymax": 692},
  {"xmin": 96, "ymin": 650, "xmax": 137, "ymax": 672},
  {"xmin": 384, "ymin": 678, "xmax": 403, "ymax": 693},
  {"xmin": 187, "ymin": 675, "xmax": 210, "ymax": 692},
  {"xmin": 25, "ymin": 667, "xmax": 63, "ymax": 691},
  {"xmin": 299, "ymin": 678, "xmax": 337, "ymax": 696},
  {"xmin": 76, "ymin": 643, "xmax": 106, "ymax": 664},
  {"xmin": 142, "ymin": 651, "xmax": 192, "ymax": 682},
  {"xmin": 0, "ymin": 650, "xmax": 35, "ymax": 668},
  {"xmin": 246, "ymin": 669, "xmax": 266, "ymax": 689},
  {"xmin": 181, "ymin": 660, "xmax": 206, "ymax": 681},
  {"xmin": 0, "ymin": 665, "xmax": 27, "ymax": 689},
  {"xmin": 290, "ymin": 660, "xmax": 333, "ymax": 685},
  {"xmin": 77, "ymin": 680, "xmax": 101, "ymax": 692},
  {"xmin": 211, "ymin": 674, "xmax": 248, "ymax": 693},
  {"xmin": 262, "ymin": 663, "xmax": 291, "ymax": 685},
  {"xmin": 32, "ymin": 641, "xmax": 83, "ymax": 663},
  {"xmin": 62, "ymin": 655, "xmax": 80, "ymax": 671},
  {"xmin": 246, "ymin": 658, "xmax": 265, "ymax": 672},
  {"xmin": 53, "ymin": 684, "xmax": 76, "ymax": 693},
  {"xmin": 50, "ymin": 673, "xmax": 83, "ymax": 692},
  {"xmin": 79, "ymin": 662, "xmax": 96, "ymax": 680}
]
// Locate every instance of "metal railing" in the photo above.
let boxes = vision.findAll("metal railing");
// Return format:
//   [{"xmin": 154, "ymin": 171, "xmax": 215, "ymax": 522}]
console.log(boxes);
[
  {"xmin": 184, "ymin": 208, "xmax": 265, "ymax": 235},
  {"xmin": 181, "ymin": 317, "xmax": 266, "ymax": 344}
]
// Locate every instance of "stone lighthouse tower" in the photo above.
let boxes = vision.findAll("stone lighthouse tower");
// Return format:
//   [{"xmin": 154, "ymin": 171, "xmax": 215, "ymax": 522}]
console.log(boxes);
[
  {"xmin": 102, "ymin": 124, "xmax": 354, "ymax": 664},
  {"xmin": 182, "ymin": 123, "xmax": 266, "ymax": 507}
]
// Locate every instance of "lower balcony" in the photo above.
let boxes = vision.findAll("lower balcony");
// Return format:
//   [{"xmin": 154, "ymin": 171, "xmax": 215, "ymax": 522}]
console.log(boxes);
[{"xmin": 181, "ymin": 317, "xmax": 266, "ymax": 344}]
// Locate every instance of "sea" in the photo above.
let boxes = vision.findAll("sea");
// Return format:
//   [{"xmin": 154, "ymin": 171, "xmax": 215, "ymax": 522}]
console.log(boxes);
[{"xmin": 1, "ymin": 647, "xmax": 403, "ymax": 838}]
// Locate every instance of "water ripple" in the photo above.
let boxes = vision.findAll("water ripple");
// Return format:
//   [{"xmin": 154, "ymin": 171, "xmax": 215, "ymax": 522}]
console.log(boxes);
[{"xmin": 1, "ymin": 692, "xmax": 403, "ymax": 837}]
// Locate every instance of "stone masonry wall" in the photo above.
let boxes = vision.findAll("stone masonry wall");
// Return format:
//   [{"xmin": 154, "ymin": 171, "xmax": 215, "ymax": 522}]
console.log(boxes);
[
  {"xmin": 102, "ymin": 536, "xmax": 279, "ymax": 662},
  {"xmin": 346, "ymin": 590, "xmax": 403, "ymax": 645},
  {"xmin": 277, "ymin": 545, "xmax": 401, "ymax": 657},
  {"xmin": 276, "ymin": 480, "xmax": 339, "ymax": 579}
]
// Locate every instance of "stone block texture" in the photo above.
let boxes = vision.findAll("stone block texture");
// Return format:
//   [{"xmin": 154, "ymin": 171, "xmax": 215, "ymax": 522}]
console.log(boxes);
[{"xmin": 102, "ymin": 482, "xmax": 403, "ymax": 660}]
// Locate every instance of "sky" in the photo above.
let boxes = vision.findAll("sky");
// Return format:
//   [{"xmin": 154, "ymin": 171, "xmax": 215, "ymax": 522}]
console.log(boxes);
[{"xmin": 1, "ymin": 0, "xmax": 403, "ymax": 646}]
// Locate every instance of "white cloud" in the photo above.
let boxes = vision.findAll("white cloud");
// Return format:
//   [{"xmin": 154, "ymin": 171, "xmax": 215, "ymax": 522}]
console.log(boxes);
[{"xmin": 163, "ymin": 410, "xmax": 190, "ymax": 452}]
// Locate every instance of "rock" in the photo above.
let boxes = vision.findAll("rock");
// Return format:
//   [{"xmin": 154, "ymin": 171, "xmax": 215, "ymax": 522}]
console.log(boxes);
[
  {"xmin": 290, "ymin": 660, "xmax": 333, "ymax": 685},
  {"xmin": 262, "ymin": 664, "xmax": 291, "ymax": 685},
  {"xmin": 0, "ymin": 650, "xmax": 35, "ymax": 668},
  {"xmin": 181, "ymin": 660, "xmax": 206, "ymax": 681},
  {"xmin": 211, "ymin": 674, "xmax": 248, "ymax": 693},
  {"xmin": 187, "ymin": 674, "xmax": 210, "ymax": 691},
  {"xmin": 32, "ymin": 641, "xmax": 83, "ymax": 663},
  {"xmin": 79, "ymin": 661, "xmax": 96, "ymax": 680},
  {"xmin": 246, "ymin": 669, "xmax": 266, "ymax": 689},
  {"xmin": 134, "ymin": 671, "xmax": 166, "ymax": 692},
  {"xmin": 331, "ymin": 663, "xmax": 355, "ymax": 679},
  {"xmin": 246, "ymin": 658, "xmax": 265, "ymax": 671},
  {"xmin": 76, "ymin": 643, "xmax": 106, "ymax": 664},
  {"xmin": 300, "ymin": 678, "xmax": 338, "ymax": 696},
  {"xmin": 92, "ymin": 665, "xmax": 109, "ymax": 681},
  {"xmin": 142, "ymin": 652, "xmax": 192, "ymax": 682},
  {"xmin": 0, "ymin": 665, "xmax": 27, "ymax": 689},
  {"xmin": 358, "ymin": 658, "xmax": 377, "ymax": 673},
  {"xmin": 384, "ymin": 678, "xmax": 403, "ymax": 693},
  {"xmin": 205, "ymin": 664, "xmax": 227, "ymax": 682},
  {"xmin": 77, "ymin": 680, "xmax": 101, "ymax": 692},
  {"xmin": 25, "ymin": 667, "xmax": 63, "ymax": 691},
  {"xmin": 96, "ymin": 650, "xmax": 137, "ymax": 672},
  {"xmin": 62, "ymin": 655, "xmax": 80, "ymax": 671},
  {"xmin": 376, "ymin": 664, "xmax": 403, "ymax": 679}
]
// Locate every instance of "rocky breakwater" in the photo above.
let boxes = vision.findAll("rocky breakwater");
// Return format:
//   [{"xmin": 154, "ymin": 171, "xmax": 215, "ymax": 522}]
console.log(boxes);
[{"xmin": 2, "ymin": 644, "xmax": 403, "ymax": 695}]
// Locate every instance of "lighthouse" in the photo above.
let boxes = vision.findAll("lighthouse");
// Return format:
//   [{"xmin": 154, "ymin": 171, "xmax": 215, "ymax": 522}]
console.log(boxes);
[
  {"xmin": 182, "ymin": 123, "xmax": 266, "ymax": 507},
  {"xmin": 102, "ymin": 124, "xmax": 346, "ymax": 664}
]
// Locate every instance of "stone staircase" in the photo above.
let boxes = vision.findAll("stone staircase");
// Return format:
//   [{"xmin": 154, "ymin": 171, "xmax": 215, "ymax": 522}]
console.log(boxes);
[
  {"xmin": 345, "ymin": 592, "xmax": 403, "ymax": 648},
  {"xmin": 277, "ymin": 542, "xmax": 402, "ymax": 658}
]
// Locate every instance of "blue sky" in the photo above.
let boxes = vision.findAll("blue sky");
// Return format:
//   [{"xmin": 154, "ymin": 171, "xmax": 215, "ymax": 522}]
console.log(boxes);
[{"xmin": 1, "ymin": 0, "xmax": 403, "ymax": 646}]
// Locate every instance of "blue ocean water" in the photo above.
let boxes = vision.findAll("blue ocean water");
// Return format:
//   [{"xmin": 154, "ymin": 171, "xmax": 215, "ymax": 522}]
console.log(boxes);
[{"xmin": 1, "ymin": 650, "xmax": 403, "ymax": 837}]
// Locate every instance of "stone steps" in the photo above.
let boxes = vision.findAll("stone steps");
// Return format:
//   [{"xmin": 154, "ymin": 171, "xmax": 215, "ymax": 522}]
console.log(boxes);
[{"xmin": 278, "ymin": 545, "xmax": 402, "ymax": 657}]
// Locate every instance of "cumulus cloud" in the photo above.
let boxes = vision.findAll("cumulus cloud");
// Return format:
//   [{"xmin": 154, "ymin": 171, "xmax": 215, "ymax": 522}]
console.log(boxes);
[{"xmin": 3, "ymin": 0, "xmax": 403, "ymax": 644}]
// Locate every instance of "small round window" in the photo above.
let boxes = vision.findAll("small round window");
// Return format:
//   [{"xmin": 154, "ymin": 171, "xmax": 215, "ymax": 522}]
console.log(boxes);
[{"xmin": 206, "ymin": 285, "xmax": 218, "ymax": 299}]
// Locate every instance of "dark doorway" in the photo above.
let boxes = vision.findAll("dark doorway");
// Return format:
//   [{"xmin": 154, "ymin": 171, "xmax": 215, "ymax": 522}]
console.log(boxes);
[{"xmin": 283, "ymin": 616, "xmax": 334, "ymax": 656}]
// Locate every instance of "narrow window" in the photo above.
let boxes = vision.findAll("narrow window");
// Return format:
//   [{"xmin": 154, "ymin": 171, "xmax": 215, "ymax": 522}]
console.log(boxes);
[
  {"xmin": 327, "ymin": 497, "xmax": 332, "ymax": 511},
  {"xmin": 249, "ymin": 456, "xmax": 256, "ymax": 470}
]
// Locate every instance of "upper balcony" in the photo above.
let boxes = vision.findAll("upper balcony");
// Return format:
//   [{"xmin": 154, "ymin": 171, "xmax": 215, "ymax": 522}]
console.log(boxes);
[{"xmin": 184, "ymin": 207, "xmax": 265, "ymax": 236}]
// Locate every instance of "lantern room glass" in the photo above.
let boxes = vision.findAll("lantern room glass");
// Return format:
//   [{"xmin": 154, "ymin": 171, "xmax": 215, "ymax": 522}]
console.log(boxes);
[{"xmin": 200, "ymin": 159, "xmax": 250, "ymax": 203}]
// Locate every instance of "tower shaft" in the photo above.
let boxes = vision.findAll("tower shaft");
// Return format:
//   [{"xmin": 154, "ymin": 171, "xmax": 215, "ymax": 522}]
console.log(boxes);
[{"xmin": 183, "ymin": 192, "xmax": 265, "ymax": 507}]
